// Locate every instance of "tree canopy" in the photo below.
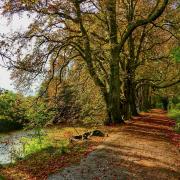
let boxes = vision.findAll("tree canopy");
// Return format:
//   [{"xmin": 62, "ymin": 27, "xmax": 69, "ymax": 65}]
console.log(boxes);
[{"xmin": 0, "ymin": 0, "xmax": 179, "ymax": 124}]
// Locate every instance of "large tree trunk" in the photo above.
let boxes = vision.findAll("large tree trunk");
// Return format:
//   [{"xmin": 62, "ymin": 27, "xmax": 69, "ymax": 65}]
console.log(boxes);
[
  {"xmin": 129, "ymin": 82, "xmax": 138, "ymax": 116},
  {"xmin": 124, "ymin": 75, "xmax": 138, "ymax": 119},
  {"xmin": 123, "ymin": 76, "xmax": 131, "ymax": 119},
  {"xmin": 103, "ymin": 52, "xmax": 124, "ymax": 124},
  {"xmin": 108, "ymin": 57, "xmax": 123, "ymax": 124},
  {"xmin": 137, "ymin": 83, "xmax": 151, "ymax": 111},
  {"xmin": 103, "ymin": 87, "xmax": 124, "ymax": 125},
  {"xmin": 105, "ymin": 0, "xmax": 123, "ymax": 124}
]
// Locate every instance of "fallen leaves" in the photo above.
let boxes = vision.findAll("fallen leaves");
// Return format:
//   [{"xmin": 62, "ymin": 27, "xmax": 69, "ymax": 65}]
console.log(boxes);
[{"xmin": 0, "ymin": 135, "xmax": 105, "ymax": 180}]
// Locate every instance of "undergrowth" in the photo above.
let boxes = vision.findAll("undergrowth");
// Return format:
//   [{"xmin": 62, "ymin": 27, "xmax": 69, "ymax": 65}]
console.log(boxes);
[
  {"xmin": 1, "ymin": 126, "xmax": 105, "ymax": 179},
  {"xmin": 168, "ymin": 108, "xmax": 180, "ymax": 133}
]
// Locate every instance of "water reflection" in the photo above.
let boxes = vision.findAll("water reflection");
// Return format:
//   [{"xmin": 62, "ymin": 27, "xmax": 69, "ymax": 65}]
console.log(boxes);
[{"xmin": 0, "ymin": 131, "xmax": 35, "ymax": 164}]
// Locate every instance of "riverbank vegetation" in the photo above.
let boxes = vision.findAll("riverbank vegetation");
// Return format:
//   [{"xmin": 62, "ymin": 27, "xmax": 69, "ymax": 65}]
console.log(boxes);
[
  {"xmin": 0, "ymin": 126, "xmax": 107, "ymax": 179},
  {"xmin": 168, "ymin": 97, "xmax": 180, "ymax": 133},
  {"xmin": 0, "ymin": 89, "xmax": 54, "ymax": 133}
]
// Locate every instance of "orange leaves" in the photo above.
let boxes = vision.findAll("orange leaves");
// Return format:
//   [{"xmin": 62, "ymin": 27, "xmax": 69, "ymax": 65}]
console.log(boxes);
[
  {"xmin": 48, "ymin": 4, "xmax": 58, "ymax": 13},
  {"xmin": 3, "ymin": 2, "xmax": 13, "ymax": 13},
  {"xmin": 166, "ymin": 131, "xmax": 180, "ymax": 148}
]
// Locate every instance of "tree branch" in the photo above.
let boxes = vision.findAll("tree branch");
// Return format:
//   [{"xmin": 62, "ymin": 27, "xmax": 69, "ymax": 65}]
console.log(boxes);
[{"xmin": 118, "ymin": 0, "xmax": 169, "ymax": 53}]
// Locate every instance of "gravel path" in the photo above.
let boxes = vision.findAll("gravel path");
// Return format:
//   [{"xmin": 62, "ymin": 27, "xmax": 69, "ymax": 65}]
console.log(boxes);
[{"xmin": 48, "ymin": 109, "xmax": 180, "ymax": 180}]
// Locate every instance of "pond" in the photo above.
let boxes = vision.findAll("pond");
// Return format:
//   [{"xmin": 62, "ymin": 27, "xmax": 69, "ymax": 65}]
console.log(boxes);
[{"xmin": 0, "ymin": 130, "xmax": 35, "ymax": 165}]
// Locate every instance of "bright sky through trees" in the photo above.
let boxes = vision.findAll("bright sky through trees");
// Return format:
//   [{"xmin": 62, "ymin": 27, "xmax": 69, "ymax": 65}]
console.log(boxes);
[{"xmin": 0, "ymin": 14, "xmax": 32, "ymax": 91}]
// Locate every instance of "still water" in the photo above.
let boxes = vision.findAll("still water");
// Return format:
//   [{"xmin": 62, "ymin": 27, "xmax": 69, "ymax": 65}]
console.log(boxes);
[{"xmin": 0, "ymin": 131, "xmax": 35, "ymax": 164}]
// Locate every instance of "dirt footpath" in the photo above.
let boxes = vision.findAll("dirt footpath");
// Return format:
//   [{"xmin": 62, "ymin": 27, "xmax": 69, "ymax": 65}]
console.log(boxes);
[{"xmin": 48, "ymin": 109, "xmax": 180, "ymax": 180}]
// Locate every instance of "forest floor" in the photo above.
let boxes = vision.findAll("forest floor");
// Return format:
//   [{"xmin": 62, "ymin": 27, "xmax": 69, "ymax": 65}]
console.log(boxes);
[
  {"xmin": 1, "ymin": 109, "xmax": 180, "ymax": 179},
  {"xmin": 48, "ymin": 109, "xmax": 180, "ymax": 180}
]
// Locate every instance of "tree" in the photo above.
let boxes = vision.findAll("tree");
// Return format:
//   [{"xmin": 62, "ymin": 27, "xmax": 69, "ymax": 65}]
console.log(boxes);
[
  {"xmin": 0, "ymin": 91, "xmax": 28, "ymax": 125},
  {"xmin": 1, "ymin": 0, "xmax": 178, "ymax": 124},
  {"xmin": 118, "ymin": 0, "xmax": 180, "ymax": 116}
]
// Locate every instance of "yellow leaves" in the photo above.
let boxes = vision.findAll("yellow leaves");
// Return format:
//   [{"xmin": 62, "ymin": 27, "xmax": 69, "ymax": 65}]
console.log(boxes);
[
  {"xmin": 3, "ymin": 0, "xmax": 39, "ymax": 14},
  {"xmin": 3, "ymin": 2, "xmax": 13, "ymax": 12},
  {"xmin": 1, "ymin": 126, "xmax": 105, "ymax": 180},
  {"xmin": 20, "ymin": 0, "xmax": 39, "ymax": 5},
  {"xmin": 25, "ymin": 22, "xmax": 41, "ymax": 37}
]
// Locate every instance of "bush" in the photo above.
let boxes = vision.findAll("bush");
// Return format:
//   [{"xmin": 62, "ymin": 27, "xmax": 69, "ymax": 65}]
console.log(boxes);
[
  {"xmin": 175, "ymin": 103, "xmax": 180, "ymax": 110},
  {"xmin": 57, "ymin": 140, "xmax": 70, "ymax": 154},
  {"xmin": 174, "ymin": 122, "xmax": 180, "ymax": 133},
  {"xmin": 0, "ymin": 89, "xmax": 55, "ymax": 132},
  {"xmin": 168, "ymin": 109, "xmax": 180, "ymax": 133},
  {"xmin": 17, "ymin": 135, "xmax": 70, "ymax": 158},
  {"xmin": 169, "ymin": 109, "xmax": 180, "ymax": 120},
  {"xmin": 21, "ymin": 136, "xmax": 53, "ymax": 157},
  {"xmin": 26, "ymin": 101, "xmax": 55, "ymax": 128},
  {"xmin": 0, "ymin": 120, "xmax": 22, "ymax": 133},
  {"xmin": 0, "ymin": 91, "xmax": 29, "ymax": 132},
  {"xmin": 0, "ymin": 175, "xmax": 6, "ymax": 180}
]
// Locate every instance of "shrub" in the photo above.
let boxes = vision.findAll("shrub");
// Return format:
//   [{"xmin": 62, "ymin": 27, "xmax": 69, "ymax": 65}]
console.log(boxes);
[
  {"xmin": 0, "ymin": 175, "xmax": 6, "ymax": 180},
  {"xmin": 175, "ymin": 103, "xmax": 180, "ymax": 110},
  {"xmin": 0, "ymin": 91, "xmax": 29, "ymax": 132},
  {"xmin": 0, "ymin": 120, "xmax": 22, "ymax": 133},
  {"xmin": 57, "ymin": 140, "xmax": 70, "ymax": 154},
  {"xmin": 168, "ymin": 109, "xmax": 180, "ymax": 133},
  {"xmin": 26, "ymin": 101, "xmax": 54, "ymax": 128},
  {"xmin": 17, "ymin": 135, "xmax": 70, "ymax": 159},
  {"xmin": 21, "ymin": 136, "xmax": 53, "ymax": 157}
]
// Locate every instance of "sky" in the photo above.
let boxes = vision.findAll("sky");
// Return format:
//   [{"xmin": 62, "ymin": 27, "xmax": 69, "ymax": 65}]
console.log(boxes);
[{"xmin": 0, "ymin": 14, "xmax": 31, "ymax": 91}]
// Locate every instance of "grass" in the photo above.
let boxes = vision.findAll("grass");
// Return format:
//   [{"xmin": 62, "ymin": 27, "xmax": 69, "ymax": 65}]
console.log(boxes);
[
  {"xmin": 0, "ymin": 126, "xmax": 106, "ymax": 179},
  {"xmin": 7, "ymin": 126, "xmax": 92, "ymax": 162},
  {"xmin": 0, "ymin": 175, "xmax": 6, "ymax": 180},
  {"xmin": 168, "ymin": 108, "xmax": 180, "ymax": 133}
]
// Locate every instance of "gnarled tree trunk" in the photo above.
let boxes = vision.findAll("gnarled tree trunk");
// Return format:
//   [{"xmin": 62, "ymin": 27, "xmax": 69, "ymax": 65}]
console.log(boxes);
[{"xmin": 106, "ymin": 0, "xmax": 123, "ymax": 124}]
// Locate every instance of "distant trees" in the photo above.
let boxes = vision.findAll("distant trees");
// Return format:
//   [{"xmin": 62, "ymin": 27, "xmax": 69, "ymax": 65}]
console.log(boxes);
[
  {"xmin": 0, "ymin": 89, "xmax": 54, "ymax": 132},
  {"xmin": 0, "ymin": 0, "xmax": 179, "ymax": 124},
  {"xmin": 0, "ymin": 91, "xmax": 26, "ymax": 123},
  {"xmin": 0, "ymin": 91, "xmax": 25, "ymax": 132}
]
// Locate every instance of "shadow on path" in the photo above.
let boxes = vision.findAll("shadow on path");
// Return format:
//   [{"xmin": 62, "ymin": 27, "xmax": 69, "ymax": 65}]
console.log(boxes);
[{"xmin": 48, "ymin": 109, "xmax": 180, "ymax": 180}]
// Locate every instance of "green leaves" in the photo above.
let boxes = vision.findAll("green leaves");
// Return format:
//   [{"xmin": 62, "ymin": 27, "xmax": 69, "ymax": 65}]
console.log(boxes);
[
  {"xmin": 0, "ymin": 91, "xmax": 23, "ymax": 121},
  {"xmin": 21, "ymin": 136, "xmax": 53, "ymax": 157},
  {"xmin": 0, "ymin": 91, "xmax": 26, "ymax": 132},
  {"xmin": 0, "ymin": 90, "xmax": 54, "ymax": 131},
  {"xmin": 26, "ymin": 101, "xmax": 54, "ymax": 128},
  {"xmin": 171, "ymin": 47, "xmax": 180, "ymax": 63}
]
